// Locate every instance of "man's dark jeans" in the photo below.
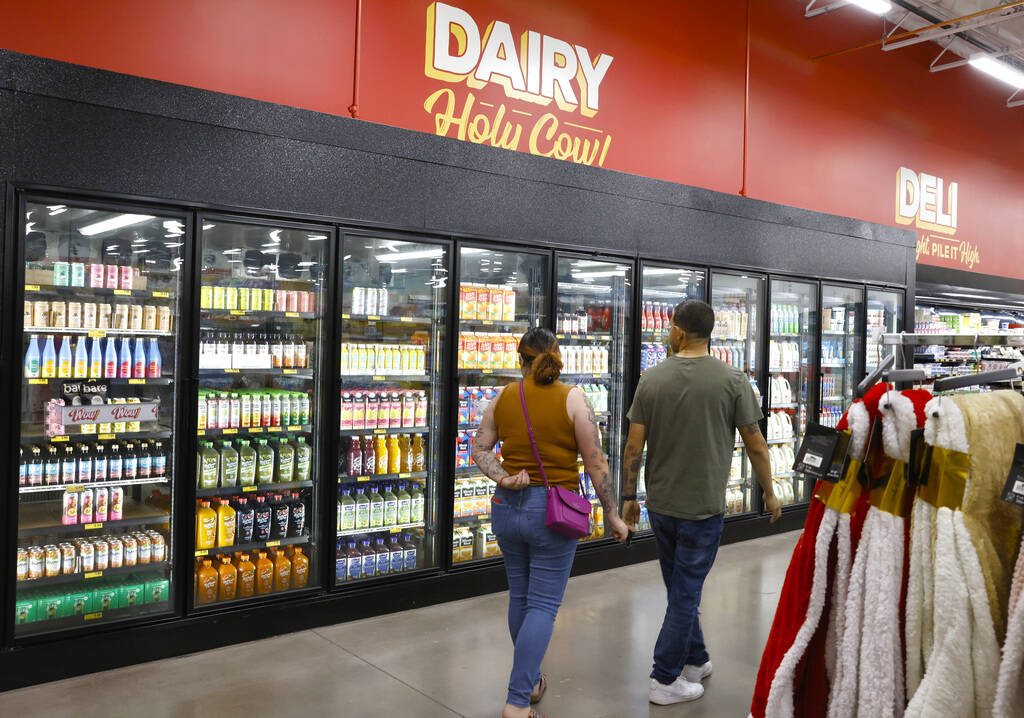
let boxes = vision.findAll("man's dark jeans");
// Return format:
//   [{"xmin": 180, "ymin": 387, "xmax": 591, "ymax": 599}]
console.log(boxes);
[{"xmin": 649, "ymin": 511, "xmax": 725, "ymax": 685}]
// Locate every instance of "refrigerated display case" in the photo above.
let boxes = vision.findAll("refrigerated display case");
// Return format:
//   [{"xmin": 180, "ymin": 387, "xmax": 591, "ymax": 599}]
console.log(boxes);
[
  {"xmin": 820, "ymin": 284, "xmax": 864, "ymax": 427},
  {"xmin": 13, "ymin": 199, "xmax": 182, "ymax": 635},
  {"xmin": 555, "ymin": 255, "xmax": 632, "ymax": 542},
  {"xmin": 711, "ymin": 272, "xmax": 765, "ymax": 518},
  {"xmin": 768, "ymin": 279, "xmax": 817, "ymax": 506},
  {"xmin": 454, "ymin": 247, "xmax": 549, "ymax": 565},
  {"xmin": 192, "ymin": 219, "xmax": 327, "ymax": 606},
  {"xmin": 866, "ymin": 289, "xmax": 904, "ymax": 374},
  {"xmin": 911, "ymin": 302, "xmax": 1024, "ymax": 385},
  {"xmin": 335, "ymin": 235, "xmax": 447, "ymax": 583},
  {"xmin": 634, "ymin": 264, "xmax": 705, "ymax": 530}
]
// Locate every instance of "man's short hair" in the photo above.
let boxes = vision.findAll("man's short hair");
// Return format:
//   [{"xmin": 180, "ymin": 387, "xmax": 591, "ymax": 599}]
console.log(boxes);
[{"xmin": 672, "ymin": 300, "xmax": 715, "ymax": 339}]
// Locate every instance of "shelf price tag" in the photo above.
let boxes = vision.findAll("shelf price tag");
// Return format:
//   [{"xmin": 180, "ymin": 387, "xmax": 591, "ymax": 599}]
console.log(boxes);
[
  {"xmin": 195, "ymin": 550, "xmax": 208, "ymax": 557},
  {"xmin": 268, "ymin": 426, "xmax": 282, "ymax": 433},
  {"xmin": 51, "ymin": 435, "xmax": 70, "ymax": 443},
  {"xmin": 224, "ymin": 369, "xmax": 239, "ymax": 374},
  {"xmin": 223, "ymin": 428, "xmax": 237, "ymax": 435},
  {"xmin": 398, "ymin": 473, "xmax": 411, "ymax": 479},
  {"xmin": 287, "ymin": 425, "xmax": 300, "ymax": 432},
  {"xmin": 592, "ymin": 374, "xmax": 602, "ymax": 378},
  {"xmin": 84, "ymin": 523, "xmax": 103, "ymax": 530},
  {"xmin": 285, "ymin": 312, "xmax": 299, "ymax": 318},
  {"xmin": 85, "ymin": 571, "xmax": 103, "ymax": 579},
  {"xmin": 197, "ymin": 430, "xmax": 206, "ymax": 436},
  {"xmin": 266, "ymin": 540, "xmax": 280, "ymax": 548},
  {"xmin": 372, "ymin": 375, "xmax": 385, "ymax": 381},
  {"xmin": 342, "ymin": 313, "xmax": 351, "ymax": 319},
  {"xmin": 374, "ymin": 428, "xmax": 385, "ymax": 435},
  {"xmin": 481, "ymin": 320, "xmax": 493, "ymax": 325},
  {"xmin": 283, "ymin": 369, "xmax": 297, "ymax": 375},
  {"xmin": 357, "ymin": 476, "xmax": 370, "ymax": 482},
  {"xmin": 390, "ymin": 528, "xmax": 402, "ymax": 533},
  {"xmin": 98, "ymin": 433, "xmax": 115, "ymax": 441},
  {"xmin": 482, "ymin": 369, "xmax": 493, "ymax": 374},
  {"xmin": 367, "ymin": 315, "xmax": 380, "ymax": 321},
  {"xmin": 242, "ymin": 486, "xmax": 258, "ymax": 493},
  {"xmin": 556, "ymin": 334, "xmax": 565, "ymax": 339},
  {"xmin": 152, "ymin": 291, "xmax": 170, "ymax": 298},
  {"xmin": 230, "ymin": 310, "xmax": 245, "ymax": 316},
  {"xmin": 113, "ymin": 289, "xmax": 131, "ymax": 296},
  {"xmin": 29, "ymin": 378, "xmax": 47, "ymax": 385},
  {"xmin": 400, "ymin": 317, "xmax": 413, "ymax": 323},
  {"xmin": 129, "ymin": 378, "xmax": 146, "ymax": 385},
  {"xmin": 84, "ymin": 612, "xmax": 103, "ymax": 621},
  {"xmin": 88, "ymin": 330, "xmax": 106, "ymax": 338},
  {"xmin": 25, "ymin": 285, "xmax": 40, "ymax": 292}
]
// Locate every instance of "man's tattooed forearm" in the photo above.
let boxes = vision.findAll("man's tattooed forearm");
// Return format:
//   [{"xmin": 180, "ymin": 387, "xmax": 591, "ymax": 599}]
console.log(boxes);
[
  {"xmin": 622, "ymin": 444, "xmax": 643, "ymax": 493},
  {"xmin": 471, "ymin": 448, "xmax": 509, "ymax": 483}
]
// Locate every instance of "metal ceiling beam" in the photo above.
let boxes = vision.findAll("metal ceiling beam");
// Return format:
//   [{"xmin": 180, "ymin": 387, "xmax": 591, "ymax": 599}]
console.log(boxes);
[
  {"xmin": 1009, "ymin": 88, "xmax": 1024, "ymax": 107},
  {"xmin": 882, "ymin": 2, "xmax": 1024, "ymax": 51},
  {"xmin": 931, "ymin": 42, "xmax": 1024, "ymax": 71},
  {"xmin": 805, "ymin": 0, "xmax": 856, "ymax": 19}
]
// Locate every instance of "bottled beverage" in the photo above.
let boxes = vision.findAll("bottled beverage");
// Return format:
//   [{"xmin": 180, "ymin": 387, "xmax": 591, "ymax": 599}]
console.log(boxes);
[
  {"xmin": 396, "ymin": 482, "xmax": 411, "ymax": 525},
  {"xmin": 122, "ymin": 441, "xmax": 138, "ymax": 480},
  {"xmin": 374, "ymin": 537, "xmax": 390, "ymax": 576},
  {"xmin": 362, "ymin": 435, "xmax": 375, "ymax": 477},
  {"xmin": 255, "ymin": 551, "xmax": 274, "ymax": 595},
  {"xmin": 291, "ymin": 547, "xmax": 309, "ymax": 589},
  {"xmin": 339, "ymin": 489, "xmax": 356, "ymax": 531},
  {"xmin": 410, "ymin": 482, "xmax": 425, "ymax": 523},
  {"xmin": 58, "ymin": 335, "xmax": 73, "ymax": 378},
  {"xmin": 24, "ymin": 336, "xmax": 41, "ymax": 378},
  {"xmin": 347, "ymin": 437, "xmax": 363, "ymax": 477},
  {"xmin": 103, "ymin": 337, "xmax": 117, "ymax": 378},
  {"xmin": 293, "ymin": 436, "xmax": 311, "ymax": 482},
  {"xmin": 234, "ymin": 497, "xmax": 255, "ymax": 543},
  {"xmin": 401, "ymin": 533, "xmax": 419, "ymax": 571},
  {"xmin": 119, "ymin": 337, "xmax": 132, "ymax": 378},
  {"xmin": 255, "ymin": 439, "xmax": 275, "ymax": 484},
  {"xmin": 237, "ymin": 440, "xmax": 256, "ymax": 486},
  {"xmin": 217, "ymin": 556, "xmax": 238, "ymax": 601},
  {"xmin": 196, "ymin": 560, "xmax": 218, "ymax": 604},
  {"xmin": 198, "ymin": 441, "xmax": 219, "ymax": 490},
  {"xmin": 195, "ymin": 501, "xmax": 217, "ymax": 550},
  {"xmin": 387, "ymin": 436, "xmax": 401, "ymax": 474},
  {"xmin": 375, "ymin": 434, "xmax": 388, "ymax": 475},
  {"xmin": 93, "ymin": 444, "xmax": 107, "ymax": 482},
  {"xmin": 360, "ymin": 539, "xmax": 376, "ymax": 578},
  {"xmin": 108, "ymin": 443, "xmax": 123, "ymax": 482},
  {"xmin": 412, "ymin": 434, "xmax": 426, "ymax": 472},
  {"xmin": 275, "ymin": 438, "xmax": 295, "ymax": 484},
  {"xmin": 147, "ymin": 338, "xmax": 162, "ymax": 378},
  {"xmin": 383, "ymin": 482, "xmax": 398, "ymax": 526},
  {"xmin": 388, "ymin": 535, "xmax": 405, "ymax": 573},
  {"xmin": 252, "ymin": 496, "xmax": 272, "ymax": 542},
  {"xmin": 89, "ymin": 336, "xmax": 103, "ymax": 378},
  {"xmin": 216, "ymin": 499, "xmax": 236, "ymax": 548},
  {"xmin": 40, "ymin": 335, "xmax": 57, "ymax": 378},
  {"xmin": 368, "ymin": 484, "xmax": 384, "ymax": 529},
  {"xmin": 152, "ymin": 441, "xmax": 166, "ymax": 478},
  {"xmin": 219, "ymin": 440, "xmax": 239, "ymax": 488},
  {"xmin": 399, "ymin": 434, "xmax": 413, "ymax": 473},
  {"xmin": 270, "ymin": 494, "xmax": 290, "ymax": 539},
  {"xmin": 235, "ymin": 554, "xmax": 256, "ymax": 598},
  {"xmin": 346, "ymin": 541, "xmax": 362, "ymax": 581},
  {"xmin": 354, "ymin": 488, "xmax": 370, "ymax": 530},
  {"xmin": 287, "ymin": 492, "xmax": 305, "ymax": 537},
  {"xmin": 133, "ymin": 337, "xmax": 146, "ymax": 378}
]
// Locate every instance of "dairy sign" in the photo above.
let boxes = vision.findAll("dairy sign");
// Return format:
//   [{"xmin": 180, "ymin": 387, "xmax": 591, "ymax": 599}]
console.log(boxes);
[
  {"xmin": 423, "ymin": 2, "xmax": 614, "ymax": 166},
  {"xmin": 896, "ymin": 166, "xmax": 981, "ymax": 271}
]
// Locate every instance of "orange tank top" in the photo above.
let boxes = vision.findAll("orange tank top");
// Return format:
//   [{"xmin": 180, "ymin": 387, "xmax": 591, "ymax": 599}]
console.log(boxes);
[{"xmin": 494, "ymin": 378, "xmax": 580, "ymax": 491}]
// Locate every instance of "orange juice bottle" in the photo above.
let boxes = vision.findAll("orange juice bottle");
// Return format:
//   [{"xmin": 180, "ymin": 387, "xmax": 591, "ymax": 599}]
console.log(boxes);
[
  {"xmin": 217, "ymin": 556, "xmax": 238, "ymax": 601},
  {"xmin": 196, "ymin": 501, "xmax": 217, "ymax": 550},
  {"xmin": 272, "ymin": 549, "xmax": 292, "ymax": 592},
  {"xmin": 374, "ymin": 434, "xmax": 388, "ymax": 475},
  {"xmin": 398, "ymin": 434, "xmax": 413, "ymax": 472},
  {"xmin": 291, "ymin": 547, "xmax": 310, "ymax": 588},
  {"xmin": 196, "ymin": 559, "xmax": 218, "ymax": 604},
  {"xmin": 235, "ymin": 553, "xmax": 256, "ymax": 598},
  {"xmin": 255, "ymin": 551, "xmax": 274, "ymax": 594},
  {"xmin": 216, "ymin": 499, "xmax": 236, "ymax": 547},
  {"xmin": 387, "ymin": 435, "xmax": 401, "ymax": 474}
]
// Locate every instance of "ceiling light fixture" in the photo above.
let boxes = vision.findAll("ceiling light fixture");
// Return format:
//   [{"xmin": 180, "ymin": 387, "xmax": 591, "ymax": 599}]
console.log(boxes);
[
  {"xmin": 970, "ymin": 55, "xmax": 1024, "ymax": 89},
  {"xmin": 848, "ymin": 0, "xmax": 892, "ymax": 15},
  {"xmin": 79, "ymin": 213, "xmax": 153, "ymax": 236}
]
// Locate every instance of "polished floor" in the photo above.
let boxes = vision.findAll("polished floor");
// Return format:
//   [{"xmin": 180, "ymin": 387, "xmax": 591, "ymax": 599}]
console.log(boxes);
[{"xmin": 0, "ymin": 530, "xmax": 799, "ymax": 717}]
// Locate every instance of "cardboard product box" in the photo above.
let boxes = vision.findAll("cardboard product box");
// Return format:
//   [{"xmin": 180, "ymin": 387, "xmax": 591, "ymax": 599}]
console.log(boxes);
[
  {"xmin": 67, "ymin": 590, "xmax": 94, "ymax": 617},
  {"xmin": 37, "ymin": 593, "xmax": 68, "ymax": 620},
  {"xmin": 118, "ymin": 582, "xmax": 146, "ymax": 609},
  {"xmin": 15, "ymin": 597, "xmax": 36, "ymax": 625},
  {"xmin": 145, "ymin": 577, "xmax": 170, "ymax": 605},
  {"xmin": 94, "ymin": 584, "xmax": 119, "ymax": 612}
]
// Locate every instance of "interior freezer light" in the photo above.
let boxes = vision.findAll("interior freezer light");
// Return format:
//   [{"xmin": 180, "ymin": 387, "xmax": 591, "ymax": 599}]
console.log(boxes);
[
  {"xmin": 969, "ymin": 55, "xmax": 1024, "ymax": 89},
  {"xmin": 79, "ymin": 213, "xmax": 153, "ymax": 236},
  {"xmin": 392, "ymin": 268, "xmax": 409, "ymax": 274},
  {"xmin": 571, "ymin": 269, "xmax": 628, "ymax": 279},
  {"xmin": 202, "ymin": 223, "xmax": 215, "ymax": 230},
  {"xmin": 308, "ymin": 234, "xmax": 327, "ymax": 241},
  {"xmin": 269, "ymin": 230, "xmax": 282, "ymax": 242},
  {"xmin": 848, "ymin": 0, "xmax": 891, "ymax": 14},
  {"xmin": 376, "ymin": 247, "xmax": 444, "ymax": 262},
  {"xmin": 47, "ymin": 205, "xmax": 67, "ymax": 215},
  {"xmin": 644, "ymin": 268, "xmax": 688, "ymax": 276}
]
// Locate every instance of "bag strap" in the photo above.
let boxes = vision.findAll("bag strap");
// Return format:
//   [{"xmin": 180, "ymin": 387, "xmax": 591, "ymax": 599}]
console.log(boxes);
[{"xmin": 518, "ymin": 381, "xmax": 551, "ymax": 492}]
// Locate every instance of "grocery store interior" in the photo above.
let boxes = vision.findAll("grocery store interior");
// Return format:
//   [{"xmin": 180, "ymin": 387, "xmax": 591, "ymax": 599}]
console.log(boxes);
[{"xmin": 0, "ymin": 1, "xmax": 1022, "ymax": 717}]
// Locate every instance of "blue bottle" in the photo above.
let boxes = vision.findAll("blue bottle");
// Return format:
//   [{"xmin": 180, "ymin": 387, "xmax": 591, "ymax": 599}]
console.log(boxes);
[
  {"xmin": 134, "ymin": 337, "xmax": 147, "ymax": 378},
  {"xmin": 119, "ymin": 337, "xmax": 132, "ymax": 378},
  {"xmin": 147, "ymin": 338, "xmax": 163, "ymax": 378}
]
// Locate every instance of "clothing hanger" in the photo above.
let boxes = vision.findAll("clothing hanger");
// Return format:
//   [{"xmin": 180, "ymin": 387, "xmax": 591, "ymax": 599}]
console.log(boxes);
[
  {"xmin": 856, "ymin": 354, "xmax": 895, "ymax": 399},
  {"xmin": 931, "ymin": 365, "xmax": 1024, "ymax": 393}
]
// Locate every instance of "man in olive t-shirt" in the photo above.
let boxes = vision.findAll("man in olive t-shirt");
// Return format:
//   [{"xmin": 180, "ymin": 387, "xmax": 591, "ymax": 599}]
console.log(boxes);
[{"xmin": 621, "ymin": 300, "xmax": 782, "ymax": 707}]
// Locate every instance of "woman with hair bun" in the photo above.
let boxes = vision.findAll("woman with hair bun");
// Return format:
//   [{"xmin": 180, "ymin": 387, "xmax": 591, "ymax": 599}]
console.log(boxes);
[{"xmin": 471, "ymin": 327, "xmax": 630, "ymax": 718}]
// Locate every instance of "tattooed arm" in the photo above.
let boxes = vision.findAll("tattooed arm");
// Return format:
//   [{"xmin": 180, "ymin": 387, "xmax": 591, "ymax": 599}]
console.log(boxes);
[
  {"xmin": 739, "ymin": 422, "xmax": 781, "ymax": 522},
  {"xmin": 620, "ymin": 422, "xmax": 646, "ymax": 527},
  {"xmin": 470, "ymin": 386, "xmax": 529, "ymax": 490},
  {"xmin": 568, "ymin": 387, "xmax": 629, "ymax": 542}
]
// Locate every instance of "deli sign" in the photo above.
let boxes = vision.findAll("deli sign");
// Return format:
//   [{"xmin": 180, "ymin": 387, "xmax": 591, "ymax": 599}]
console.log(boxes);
[
  {"xmin": 423, "ymin": 2, "xmax": 615, "ymax": 166},
  {"xmin": 896, "ymin": 166, "xmax": 981, "ymax": 271}
]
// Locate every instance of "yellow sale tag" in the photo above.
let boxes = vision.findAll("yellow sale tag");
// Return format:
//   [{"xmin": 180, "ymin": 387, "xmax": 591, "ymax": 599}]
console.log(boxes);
[
  {"xmin": 357, "ymin": 476, "xmax": 370, "ymax": 482},
  {"xmin": 88, "ymin": 330, "xmax": 106, "ymax": 338},
  {"xmin": 482, "ymin": 320, "xmax": 493, "ymax": 325},
  {"xmin": 51, "ymin": 435, "xmax": 70, "ymax": 443},
  {"xmin": 283, "ymin": 369, "xmax": 297, "ymax": 375},
  {"xmin": 129, "ymin": 378, "xmax": 145, "ymax": 385},
  {"xmin": 99, "ymin": 434, "xmax": 115, "ymax": 440},
  {"xmin": 197, "ymin": 430, "xmax": 206, "ymax": 436},
  {"xmin": 230, "ymin": 310, "xmax": 245, "ymax": 316},
  {"xmin": 288, "ymin": 425, "xmax": 300, "ymax": 432},
  {"xmin": 399, "ymin": 473, "xmax": 411, "ymax": 479},
  {"xmin": 400, "ymin": 317, "xmax": 412, "ymax": 323},
  {"xmin": 29, "ymin": 378, "xmax": 47, "ymax": 385},
  {"xmin": 195, "ymin": 550, "xmax": 208, "ymax": 557},
  {"xmin": 152, "ymin": 291, "xmax": 170, "ymax": 298},
  {"xmin": 482, "ymin": 369, "xmax": 493, "ymax": 374},
  {"xmin": 556, "ymin": 334, "xmax": 565, "ymax": 339},
  {"xmin": 285, "ymin": 312, "xmax": 299, "ymax": 318},
  {"xmin": 65, "ymin": 485, "xmax": 84, "ymax": 493},
  {"xmin": 225, "ymin": 369, "xmax": 239, "ymax": 374},
  {"xmin": 390, "ymin": 528, "xmax": 402, "ymax": 533},
  {"xmin": 85, "ymin": 571, "xmax": 103, "ymax": 579},
  {"xmin": 25, "ymin": 285, "xmax": 40, "ymax": 291},
  {"xmin": 374, "ymin": 429, "xmax": 385, "ymax": 435},
  {"xmin": 84, "ymin": 523, "xmax": 102, "ymax": 530},
  {"xmin": 242, "ymin": 486, "xmax": 257, "ymax": 492},
  {"xmin": 372, "ymin": 376, "xmax": 385, "ymax": 381},
  {"xmin": 268, "ymin": 427, "xmax": 281, "ymax": 432},
  {"xmin": 367, "ymin": 315, "xmax": 380, "ymax": 321},
  {"xmin": 342, "ymin": 313, "xmax": 350, "ymax": 319},
  {"xmin": 266, "ymin": 540, "xmax": 280, "ymax": 548},
  {"xmin": 250, "ymin": 427, "xmax": 263, "ymax": 433},
  {"xmin": 113, "ymin": 289, "xmax": 131, "ymax": 296},
  {"xmin": 223, "ymin": 428, "xmax": 237, "ymax": 435},
  {"xmin": 84, "ymin": 612, "xmax": 103, "ymax": 621}
]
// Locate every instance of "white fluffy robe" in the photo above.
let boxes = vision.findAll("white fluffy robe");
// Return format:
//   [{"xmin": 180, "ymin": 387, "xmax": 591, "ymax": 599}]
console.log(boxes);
[
  {"xmin": 905, "ymin": 497, "xmax": 936, "ymax": 698},
  {"xmin": 764, "ymin": 509, "xmax": 840, "ymax": 718},
  {"xmin": 992, "ymin": 535, "xmax": 1024, "ymax": 717}
]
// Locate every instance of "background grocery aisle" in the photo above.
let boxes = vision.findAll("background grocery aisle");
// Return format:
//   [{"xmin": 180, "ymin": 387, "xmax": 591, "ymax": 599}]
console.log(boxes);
[{"xmin": 0, "ymin": 531, "xmax": 799, "ymax": 717}]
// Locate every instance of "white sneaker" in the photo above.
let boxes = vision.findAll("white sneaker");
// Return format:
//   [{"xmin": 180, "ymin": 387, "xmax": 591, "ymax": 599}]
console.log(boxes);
[
  {"xmin": 682, "ymin": 660, "xmax": 713, "ymax": 683},
  {"xmin": 649, "ymin": 677, "xmax": 705, "ymax": 705}
]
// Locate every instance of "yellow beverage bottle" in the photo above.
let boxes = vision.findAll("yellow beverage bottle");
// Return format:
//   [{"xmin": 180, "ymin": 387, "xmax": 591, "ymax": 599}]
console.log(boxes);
[
  {"xmin": 217, "ymin": 556, "xmax": 238, "ymax": 601},
  {"xmin": 291, "ymin": 547, "xmax": 309, "ymax": 589},
  {"xmin": 196, "ymin": 560, "xmax": 218, "ymax": 604},
  {"xmin": 255, "ymin": 551, "xmax": 274, "ymax": 595},
  {"xmin": 215, "ymin": 499, "xmax": 236, "ymax": 548},
  {"xmin": 375, "ymin": 434, "xmax": 388, "ymax": 475},
  {"xmin": 412, "ymin": 434, "xmax": 426, "ymax": 473},
  {"xmin": 272, "ymin": 549, "xmax": 292, "ymax": 592},
  {"xmin": 196, "ymin": 501, "xmax": 217, "ymax": 550},
  {"xmin": 387, "ymin": 436, "xmax": 401, "ymax": 474},
  {"xmin": 399, "ymin": 434, "xmax": 413, "ymax": 473},
  {"xmin": 235, "ymin": 553, "xmax": 256, "ymax": 598}
]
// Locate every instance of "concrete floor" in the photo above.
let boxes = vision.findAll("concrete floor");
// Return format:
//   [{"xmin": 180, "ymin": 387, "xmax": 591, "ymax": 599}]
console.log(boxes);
[{"xmin": 0, "ymin": 530, "xmax": 799, "ymax": 718}]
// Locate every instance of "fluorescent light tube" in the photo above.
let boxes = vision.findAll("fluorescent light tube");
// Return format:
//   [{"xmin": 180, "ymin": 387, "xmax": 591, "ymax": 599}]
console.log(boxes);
[
  {"xmin": 848, "ymin": 0, "xmax": 891, "ymax": 14},
  {"xmin": 79, "ymin": 213, "xmax": 153, "ymax": 236},
  {"xmin": 376, "ymin": 248, "xmax": 445, "ymax": 262},
  {"xmin": 970, "ymin": 55, "xmax": 1024, "ymax": 89}
]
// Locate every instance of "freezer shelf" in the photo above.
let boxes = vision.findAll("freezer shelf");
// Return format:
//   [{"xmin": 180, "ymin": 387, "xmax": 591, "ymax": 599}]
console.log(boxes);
[{"xmin": 18, "ymin": 500, "xmax": 169, "ymax": 539}]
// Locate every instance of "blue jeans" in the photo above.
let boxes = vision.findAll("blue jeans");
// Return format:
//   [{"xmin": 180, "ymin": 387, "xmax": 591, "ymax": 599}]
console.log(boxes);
[
  {"xmin": 649, "ymin": 511, "xmax": 724, "ymax": 685},
  {"xmin": 491, "ymin": 485, "xmax": 578, "ymax": 708}
]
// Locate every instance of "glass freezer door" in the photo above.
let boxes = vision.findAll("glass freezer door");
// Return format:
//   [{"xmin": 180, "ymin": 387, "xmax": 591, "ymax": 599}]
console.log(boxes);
[
  {"xmin": 633, "ymin": 264, "xmax": 705, "ymax": 532},
  {"xmin": 711, "ymin": 272, "xmax": 765, "ymax": 518},
  {"xmin": 14, "ymin": 199, "xmax": 182, "ymax": 636},
  {"xmin": 768, "ymin": 279, "xmax": 818, "ymax": 506},
  {"xmin": 820, "ymin": 284, "xmax": 865, "ymax": 427},
  {"xmin": 335, "ymin": 236, "xmax": 447, "ymax": 584},
  {"xmin": 454, "ymin": 247, "xmax": 549, "ymax": 565},
  {"xmin": 555, "ymin": 256, "xmax": 632, "ymax": 543},
  {"xmin": 866, "ymin": 289, "xmax": 904, "ymax": 375},
  {"xmin": 192, "ymin": 219, "xmax": 327, "ymax": 607}
]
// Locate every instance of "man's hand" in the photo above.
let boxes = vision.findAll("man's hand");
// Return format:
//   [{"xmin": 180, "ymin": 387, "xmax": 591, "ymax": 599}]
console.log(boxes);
[
  {"xmin": 621, "ymin": 499, "xmax": 641, "ymax": 528},
  {"xmin": 764, "ymin": 493, "xmax": 782, "ymax": 523}
]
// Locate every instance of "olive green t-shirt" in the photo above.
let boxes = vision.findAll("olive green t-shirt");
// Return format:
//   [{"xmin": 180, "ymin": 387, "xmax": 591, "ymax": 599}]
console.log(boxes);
[{"xmin": 627, "ymin": 354, "xmax": 763, "ymax": 520}]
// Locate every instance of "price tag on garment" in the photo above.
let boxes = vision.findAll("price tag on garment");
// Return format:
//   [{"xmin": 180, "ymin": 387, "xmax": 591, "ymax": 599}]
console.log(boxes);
[
  {"xmin": 793, "ymin": 423, "xmax": 841, "ymax": 481},
  {"xmin": 113, "ymin": 289, "xmax": 131, "ymax": 296},
  {"xmin": 84, "ymin": 571, "xmax": 103, "ymax": 579},
  {"xmin": 1000, "ymin": 444, "xmax": 1024, "ymax": 507},
  {"xmin": 152, "ymin": 291, "xmax": 170, "ymax": 298},
  {"xmin": 84, "ymin": 612, "xmax": 103, "ymax": 621}
]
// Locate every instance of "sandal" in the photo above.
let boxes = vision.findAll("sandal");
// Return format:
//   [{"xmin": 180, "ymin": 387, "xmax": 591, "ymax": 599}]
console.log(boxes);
[
  {"xmin": 530, "ymin": 674, "xmax": 548, "ymax": 704},
  {"xmin": 529, "ymin": 711, "xmax": 546, "ymax": 718}
]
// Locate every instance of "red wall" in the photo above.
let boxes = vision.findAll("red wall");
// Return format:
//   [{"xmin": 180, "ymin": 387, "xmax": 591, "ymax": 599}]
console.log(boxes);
[{"xmin": 0, "ymin": 0, "xmax": 1021, "ymax": 280}]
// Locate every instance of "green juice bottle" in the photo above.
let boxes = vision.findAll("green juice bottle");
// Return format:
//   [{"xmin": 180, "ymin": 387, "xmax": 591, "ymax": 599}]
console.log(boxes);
[
  {"xmin": 354, "ymin": 487, "xmax": 370, "ymax": 530},
  {"xmin": 275, "ymin": 437, "xmax": 295, "ymax": 484},
  {"xmin": 237, "ymin": 439, "xmax": 257, "ymax": 487},
  {"xmin": 339, "ymin": 489, "xmax": 356, "ymax": 532},
  {"xmin": 255, "ymin": 439, "xmax": 275, "ymax": 484},
  {"xmin": 199, "ymin": 441, "xmax": 219, "ymax": 490},
  {"xmin": 219, "ymin": 440, "xmax": 239, "ymax": 488},
  {"xmin": 293, "ymin": 436, "xmax": 311, "ymax": 483}
]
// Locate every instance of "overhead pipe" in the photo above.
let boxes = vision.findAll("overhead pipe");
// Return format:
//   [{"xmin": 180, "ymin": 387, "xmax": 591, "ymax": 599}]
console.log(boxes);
[
  {"xmin": 740, "ymin": 0, "xmax": 751, "ymax": 197},
  {"xmin": 349, "ymin": 0, "xmax": 363, "ymax": 118}
]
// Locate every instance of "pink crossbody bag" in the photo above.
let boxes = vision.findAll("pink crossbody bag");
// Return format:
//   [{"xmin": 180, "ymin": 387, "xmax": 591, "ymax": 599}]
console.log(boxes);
[{"xmin": 518, "ymin": 381, "xmax": 592, "ymax": 539}]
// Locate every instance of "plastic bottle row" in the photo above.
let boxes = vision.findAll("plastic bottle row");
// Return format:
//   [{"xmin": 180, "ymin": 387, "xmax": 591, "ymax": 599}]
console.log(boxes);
[
  {"xmin": 34, "ymin": 260, "xmax": 145, "ymax": 291},
  {"xmin": 195, "ymin": 547, "xmax": 310, "ymax": 604},
  {"xmin": 821, "ymin": 340, "xmax": 848, "ymax": 364},
  {"xmin": 770, "ymin": 304, "xmax": 804, "ymax": 335},
  {"xmin": 557, "ymin": 303, "xmax": 612, "ymax": 333},
  {"xmin": 459, "ymin": 283, "xmax": 517, "ymax": 322},
  {"xmin": 641, "ymin": 303, "xmax": 673, "ymax": 333},
  {"xmin": 769, "ymin": 376, "xmax": 795, "ymax": 405},
  {"xmin": 769, "ymin": 445, "xmax": 796, "ymax": 477},
  {"xmin": 197, "ymin": 437, "xmax": 312, "ymax": 489},
  {"xmin": 26, "ymin": 299, "xmax": 172, "ymax": 332},
  {"xmin": 561, "ymin": 345, "xmax": 610, "ymax": 374},
  {"xmin": 340, "ymin": 390, "xmax": 428, "ymax": 431},
  {"xmin": 200, "ymin": 284, "xmax": 317, "ymax": 314},
  {"xmin": 198, "ymin": 389, "xmax": 311, "ymax": 431},
  {"xmin": 16, "ymin": 573, "xmax": 169, "ymax": 625},
  {"xmin": 821, "ymin": 375, "xmax": 838, "ymax": 398},
  {"xmin": 339, "ymin": 343, "xmax": 427, "ymax": 375},
  {"xmin": 713, "ymin": 303, "xmax": 749, "ymax": 338},
  {"xmin": 768, "ymin": 340, "xmax": 802, "ymax": 370},
  {"xmin": 60, "ymin": 485, "xmax": 128, "ymax": 525},
  {"xmin": 195, "ymin": 492, "xmax": 307, "ymax": 549},
  {"xmin": 199, "ymin": 331, "xmax": 310, "ymax": 370},
  {"xmin": 20, "ymin": 440, "xmax": 168, "ymax": 488},
  {"xmin": 17, "ymin": 530, "xmax": 166, "ymax": 581},
  {"xmin": 350, "ymin": 286, "xmax": 392, "ymax": 316},
  {"xmin": 337, "ymin": 482, "xmax": 425, "ymax": 531},
  {"xmin": 340, "ymin": 435, "xmax": 427, "ymax": 477},
  {"xmin": 337, "ymin": 533, "xmax": 420, "ymax": 581},
  {"xmin": 819, "ymin": 406, "xmax": 843, "ymax": 428},
  {"xmin": 766, "ymin": 411, "xmax": 795, "ymax": 441},
  {"xmin": 711, "ymin": 342, "xmax": 746, "ymax": 370},
  {"xmin": 25, "ymin": 335, "xmax": 163, "ymax": 379},
  {"xmin": 825, "ymin": 306, "xmax": 853, "ymax": 333},
  {"xmin": 457, "ymin": 333, "xmax": 521, "ymax": 370}
]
